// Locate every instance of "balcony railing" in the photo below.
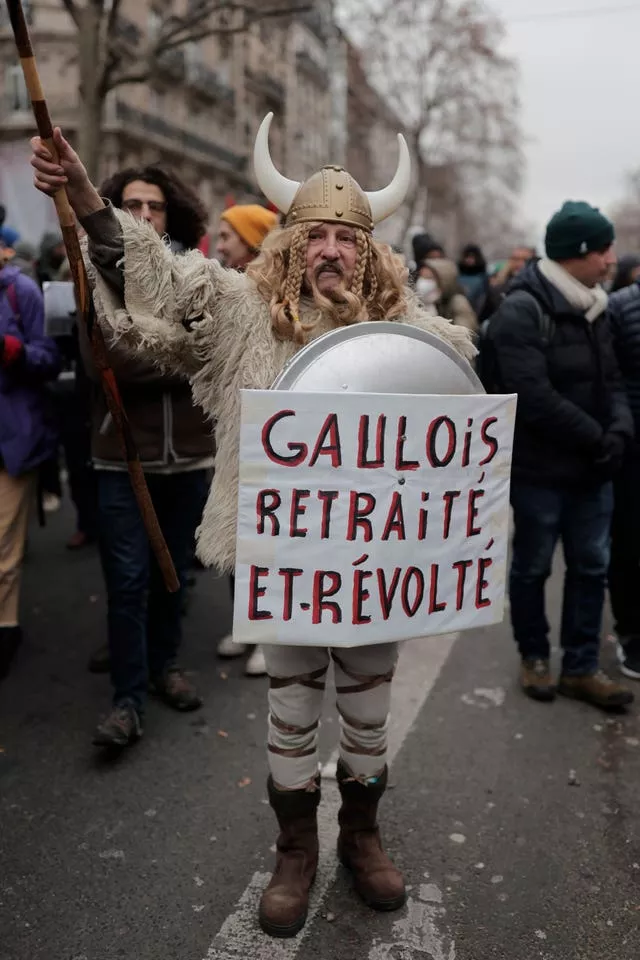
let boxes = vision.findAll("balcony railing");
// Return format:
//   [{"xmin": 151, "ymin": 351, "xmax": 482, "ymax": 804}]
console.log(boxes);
[
  {"xmin": 155, "ymin": 48, "xmax": 185, "ymax": 80},
  {"xmin": 186, "ymin": 63, "xmax": 235, "ymax": 104},
  {"xmin": 301, "ymin": 8, "xmax": 326, "ymax": 41},
  {"xmin": 296, "ymin": 50, "xmax": 327, "ymax": 87},
  {"xmin": 115, "ymin": 100, "xmax": 246, "ymax": 171},
  {"xmin": 245, "ymin": 67, "xmax": 285, "ymax": 105}
]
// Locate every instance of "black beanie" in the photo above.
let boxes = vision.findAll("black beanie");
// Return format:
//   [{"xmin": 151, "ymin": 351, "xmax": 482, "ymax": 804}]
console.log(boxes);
[
  {"xmin": 412, "ymin": 232, "xmax": 445, "ymax": 264},
  {"xmin": 545, "ymin": 201, "xmax": 614, "ymax": 261}
]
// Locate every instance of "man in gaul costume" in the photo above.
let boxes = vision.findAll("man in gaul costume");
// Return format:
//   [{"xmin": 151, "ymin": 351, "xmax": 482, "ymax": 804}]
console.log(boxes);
[{"xmin": 31, "ymin": 116, "xmax": 475, "ymax": 937}]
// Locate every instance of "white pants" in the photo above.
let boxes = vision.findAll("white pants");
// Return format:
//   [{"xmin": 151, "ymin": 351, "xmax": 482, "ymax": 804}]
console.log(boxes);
[{"xmin": 264, "ymin": 642, "xmax": 399, "ymax": 790}]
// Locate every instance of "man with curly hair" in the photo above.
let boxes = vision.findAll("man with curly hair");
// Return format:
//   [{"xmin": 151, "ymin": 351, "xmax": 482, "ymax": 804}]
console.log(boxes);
[
  {"xmin": 77, "ymin": 164, "xmax": 213, "ymax": 747},
  {"xmin": 31, "ymin": 116, "xmax": 475, "ymax": 936}
]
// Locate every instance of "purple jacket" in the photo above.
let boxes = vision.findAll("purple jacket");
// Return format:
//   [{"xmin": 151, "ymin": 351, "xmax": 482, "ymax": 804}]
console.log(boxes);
[{"xmin": 0, "ymin": 265, "xmax": 61, "ymax": 476}]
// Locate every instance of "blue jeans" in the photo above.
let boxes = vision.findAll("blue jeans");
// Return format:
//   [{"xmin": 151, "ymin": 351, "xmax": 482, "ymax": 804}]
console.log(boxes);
[
  {"xmin": 509, "ymin": 482, "xmax": 614, "ymax": 676},
  {"xmin": 97, "ymin": 470, "xmax": 209, "ymax": 711}
]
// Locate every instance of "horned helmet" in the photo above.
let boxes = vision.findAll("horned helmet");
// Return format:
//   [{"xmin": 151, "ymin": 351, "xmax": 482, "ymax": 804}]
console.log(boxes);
[
  {"xmin": 251, "ymin": 113, "xmax": 412, "ymax": 340},
  {"xmin": 253, "ymin": 113, "xmax": 411, "ymax": 231}
]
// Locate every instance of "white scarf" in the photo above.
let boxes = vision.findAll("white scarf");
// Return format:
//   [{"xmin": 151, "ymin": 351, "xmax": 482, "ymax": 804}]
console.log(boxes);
[{"xmin": 538, "ymin": 257, "xmax": 608, "ymax": 322}]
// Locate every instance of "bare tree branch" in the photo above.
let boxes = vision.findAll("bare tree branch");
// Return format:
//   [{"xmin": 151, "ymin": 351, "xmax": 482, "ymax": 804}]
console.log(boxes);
[
  {"xmin": 106, "ymin": 0, "xmax": 124, "ymax": 38},
  {"xmin": 339, "ymin": 0, "xmax": 524, "ymax": 248},
  {"xmin": 108, "ymin": 70, "xmax": 151, "ymax": 90},
  {"xmin": 101, "ymin": 0, "xmax": 310, "ymax": 91},
  {"xmin": 159, "ymin": 1, "xmax": 308, "ymax": 45}
]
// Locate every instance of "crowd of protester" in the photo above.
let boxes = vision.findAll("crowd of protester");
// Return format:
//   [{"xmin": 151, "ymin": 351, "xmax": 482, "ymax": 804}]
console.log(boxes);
[{"xmin": 2, "ymin": 177, "xmax": 640, "ymax": 741}]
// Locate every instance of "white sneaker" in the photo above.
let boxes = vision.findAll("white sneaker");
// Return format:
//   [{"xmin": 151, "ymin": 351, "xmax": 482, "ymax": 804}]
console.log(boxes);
[
  {"xmin": 217, "ymin": 633, "xmax": 247, "ymax": 659},
  {"xmin": 245, "ymin": 646, "xmax": 267, "ymax": 677},
  {"xmin": 42, "ymin": 493, "xmax": 62, "ymax": 513}
]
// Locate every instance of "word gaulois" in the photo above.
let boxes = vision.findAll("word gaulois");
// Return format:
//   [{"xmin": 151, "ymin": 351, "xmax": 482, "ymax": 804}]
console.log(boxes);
[{"xmin": 261, "ymin": 409, "xmax": 499, "ymax": 471}]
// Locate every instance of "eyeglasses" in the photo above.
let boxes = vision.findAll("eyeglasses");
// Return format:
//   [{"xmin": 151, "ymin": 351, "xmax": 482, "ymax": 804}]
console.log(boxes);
[{"xmin": 122, "ymin": 199, "xmax": 167, "ymax": 214}]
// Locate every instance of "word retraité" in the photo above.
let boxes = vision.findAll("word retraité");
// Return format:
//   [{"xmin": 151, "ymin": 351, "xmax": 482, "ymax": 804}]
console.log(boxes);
[{"xmin": 256, "ymin": 487, "xmax": 488, "ymax": 543}]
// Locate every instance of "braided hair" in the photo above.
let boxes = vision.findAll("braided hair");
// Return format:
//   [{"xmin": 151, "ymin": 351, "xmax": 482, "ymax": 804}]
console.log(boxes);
[{"xmin": 270, "ymin": 223, "xmax": 309, "ymax": 344}]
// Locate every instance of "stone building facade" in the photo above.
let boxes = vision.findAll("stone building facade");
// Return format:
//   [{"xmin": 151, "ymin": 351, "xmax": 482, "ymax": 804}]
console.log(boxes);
[
  {"xmin": 346, "ymin": 43, "xmax": 408, "ymax": 246},
  {"xmin": 0, "ymin": 0, "xmax": 403, "ymax": 246}
]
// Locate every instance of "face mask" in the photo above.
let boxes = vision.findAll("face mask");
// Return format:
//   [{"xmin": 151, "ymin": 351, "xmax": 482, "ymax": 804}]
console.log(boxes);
[{"xmin": 416, "ymin": 276, "xmax": 439, "ymax": 303}]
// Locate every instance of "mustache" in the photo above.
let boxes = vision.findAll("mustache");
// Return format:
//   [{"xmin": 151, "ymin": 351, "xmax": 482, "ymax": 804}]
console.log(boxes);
[{"xmin": 315, "ymin": 261, "xmax": 344, "ymax": 279}]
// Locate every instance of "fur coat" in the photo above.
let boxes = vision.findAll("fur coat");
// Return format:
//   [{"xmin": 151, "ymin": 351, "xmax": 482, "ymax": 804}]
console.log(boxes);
[{"xmin": 88, "ymin": 209, "xmax": 477, "ymax": 573}]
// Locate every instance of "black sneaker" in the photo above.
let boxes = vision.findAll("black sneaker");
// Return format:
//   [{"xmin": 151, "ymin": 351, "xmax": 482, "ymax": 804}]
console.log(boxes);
[
  {"xmin": 93, "ymin": 703, "xmax": 143, "ymax": 748},
  {"xmin": 617, "ymin": 636, "xmax": 640, "ymax": 681}
]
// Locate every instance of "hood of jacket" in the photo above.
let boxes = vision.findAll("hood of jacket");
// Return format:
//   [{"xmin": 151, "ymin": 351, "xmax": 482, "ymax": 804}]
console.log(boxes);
[{"xmin": 425, "ymin": 257, "xmax": 459, "ymax": 299}]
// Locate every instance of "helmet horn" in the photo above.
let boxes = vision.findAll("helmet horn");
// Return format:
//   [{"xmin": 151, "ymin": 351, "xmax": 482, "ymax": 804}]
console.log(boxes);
[
  {"xmin": 253, "ymin": 113, "xmax": 301, "ymax": 215},
  {"xmin": 364, "ymin": 134, "xmax": 412, "ymax": 224}
]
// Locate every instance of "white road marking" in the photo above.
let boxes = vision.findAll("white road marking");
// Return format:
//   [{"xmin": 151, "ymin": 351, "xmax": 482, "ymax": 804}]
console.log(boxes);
[
  {"xmin": 202, "ymin": 633, "xmax": 459, "ymax": 960},
  {"xmin": 369, "ymin": 889, "xmax": 456, "ymax": 960}
]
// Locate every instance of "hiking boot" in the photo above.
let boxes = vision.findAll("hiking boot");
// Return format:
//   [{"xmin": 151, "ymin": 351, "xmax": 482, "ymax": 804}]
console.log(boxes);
[
  {"xmin": 92, "ymin": 703, "xmax": 142, "ymax": 748},
  {"xmin": 616, "ymin": 636, "xmax": 640, "ymax": 681},
  {"xmin": 87, "ymin": 642, "xmax": 110, "ymax": 674},
  {"xmin": 558, "ymin": 669, "xmax": 635, "ymax": 709},
  {"xmin": 519, "ymin": 658, "xmax": 556, "ymax": 702},
  {"xmin": 259, "ymin": 777, "xmax": 320, "ymax": 938},
  {"xmin": 0, "ymin": 626, "xmax": 22, "ymax": 681},
  {"xmin": 336, "ymin": 761, "xmax": 406, "ymax": 912},
  {"xmin": 150, "ymin": 667, "xmax": 202, "ymax": 712}
]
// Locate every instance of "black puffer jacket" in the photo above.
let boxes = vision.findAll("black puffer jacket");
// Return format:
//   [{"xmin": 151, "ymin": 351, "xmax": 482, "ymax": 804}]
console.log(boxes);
[
  {"xmin": 487, "ymin": 262, "xmax": 632, "ymax": 487},
  {"xmin": 609, "ymin": 281, "xmax": 640, "ymax": 439}
]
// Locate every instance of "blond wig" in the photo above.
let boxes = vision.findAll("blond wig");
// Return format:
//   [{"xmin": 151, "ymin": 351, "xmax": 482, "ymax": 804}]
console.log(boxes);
[{"xmin": 246, "ymin": 222, "xmax": 409, "ymax": 345}]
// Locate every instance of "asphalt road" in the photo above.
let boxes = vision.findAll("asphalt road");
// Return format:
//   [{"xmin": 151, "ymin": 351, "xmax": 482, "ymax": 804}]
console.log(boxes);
[{"xmin": 1, "ymin": 501, "xmax": 639, "ymax": 960}]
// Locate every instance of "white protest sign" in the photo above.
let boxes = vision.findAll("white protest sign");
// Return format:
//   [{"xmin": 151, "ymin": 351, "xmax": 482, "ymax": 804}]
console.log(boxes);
[{"xmin": 234, "ymin": 390, "xmax": 516, "ymax": 648}]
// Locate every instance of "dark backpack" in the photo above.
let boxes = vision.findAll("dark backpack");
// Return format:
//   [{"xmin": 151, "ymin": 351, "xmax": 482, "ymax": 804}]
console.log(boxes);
[{"xmin": 477, "ymin": 290, "xmax": 554, "ymax": 393}]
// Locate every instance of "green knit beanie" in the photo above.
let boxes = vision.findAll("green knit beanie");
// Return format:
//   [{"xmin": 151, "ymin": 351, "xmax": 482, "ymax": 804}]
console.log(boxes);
[{"xmin": 545, "ymin": 201, "xmax": 614, "ymax": 260}]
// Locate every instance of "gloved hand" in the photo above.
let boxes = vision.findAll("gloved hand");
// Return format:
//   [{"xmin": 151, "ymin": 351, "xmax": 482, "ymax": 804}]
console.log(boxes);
[
  {"xmin": 0, "ymin": 334, "xmax": 24, "ymax": 367},
  {"xmin": 593, "ymin": 431, "xmax": 626, "ymax": 480}
]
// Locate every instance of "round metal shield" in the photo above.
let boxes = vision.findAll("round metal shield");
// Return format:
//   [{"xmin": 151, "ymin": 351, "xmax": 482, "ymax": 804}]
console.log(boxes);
[{"xmin": 271, "ymin": 321, "xmax": 483, "ymax": 395}]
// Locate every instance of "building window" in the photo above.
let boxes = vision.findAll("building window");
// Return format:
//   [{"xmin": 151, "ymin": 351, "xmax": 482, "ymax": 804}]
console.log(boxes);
[
  {"xmin": 148, "ymin": 9, "xmax": 161, "ymax": 40},
  {"xmin": 149, "ymin": 87, "xmax": 166, "ymax": 115},
  {"xmin": 184, "ymin": 41, "xmax": 201, "ymax": 66},
  {"xmin": 6, "ymin": 65, "xmax": 29, "ymax": 112}
]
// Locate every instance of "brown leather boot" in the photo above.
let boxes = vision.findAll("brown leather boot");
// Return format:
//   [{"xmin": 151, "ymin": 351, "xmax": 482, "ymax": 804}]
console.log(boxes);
[
  {"xmin": 336, "ymin": 761, "xmax": 406, "ymax": 911},
  {"xmin": 558, "ymin": 669, "xmax": 634, "ymax": 709},
  {"xmin": 259, "ymin": 776, "xmax": 320, "ymax": 938},
  {"xmin": 520, "ymin": 658, "xmax": 556, "ymax": 702}
]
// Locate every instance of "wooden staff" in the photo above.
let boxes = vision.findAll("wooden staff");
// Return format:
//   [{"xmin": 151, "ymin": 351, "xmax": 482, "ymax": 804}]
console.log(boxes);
[{"xmin": 6, "ymin": 0, "xmax": 180, "ymax": 592}]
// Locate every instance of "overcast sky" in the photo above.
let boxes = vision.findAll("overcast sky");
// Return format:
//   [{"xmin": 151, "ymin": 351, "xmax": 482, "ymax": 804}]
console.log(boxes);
[{"xmin": 488, "ymin": 0, "xmax": 640, "ymax": 241}]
